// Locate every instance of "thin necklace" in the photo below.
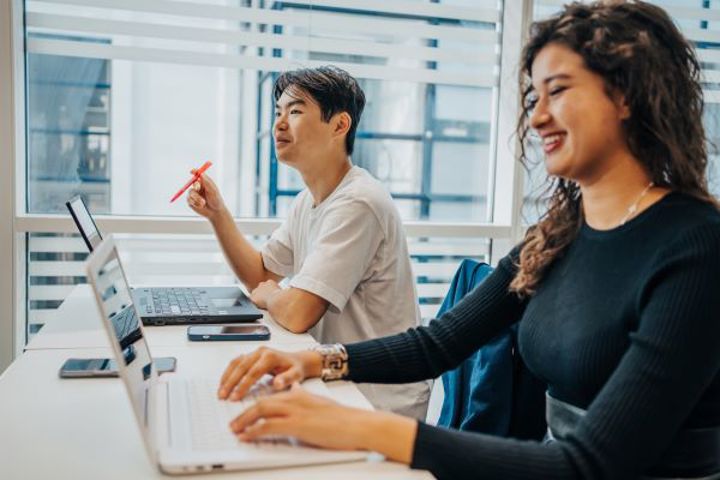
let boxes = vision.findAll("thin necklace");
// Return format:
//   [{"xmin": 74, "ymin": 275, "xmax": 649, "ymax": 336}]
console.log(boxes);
[{"xmin": 618, "ymin": 181, "xmax": 655, "ymax": 226}]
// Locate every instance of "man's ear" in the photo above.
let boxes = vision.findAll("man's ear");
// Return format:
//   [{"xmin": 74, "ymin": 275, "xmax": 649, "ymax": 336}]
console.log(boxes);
[{"xmin": 332, "ymin": 111, "xmax": 352, "ymax": 139}]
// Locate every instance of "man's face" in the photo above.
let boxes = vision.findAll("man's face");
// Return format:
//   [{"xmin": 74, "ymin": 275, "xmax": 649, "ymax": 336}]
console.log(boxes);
[{"xmin": 273, "ymin": 87, "xmax": 337, "ymax": 167}]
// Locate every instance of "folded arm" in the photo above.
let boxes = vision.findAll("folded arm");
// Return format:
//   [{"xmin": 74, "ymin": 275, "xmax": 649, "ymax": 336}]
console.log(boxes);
[{"xmin": 251, "ymin": 282, "xmax": 329, "ymax": 333}]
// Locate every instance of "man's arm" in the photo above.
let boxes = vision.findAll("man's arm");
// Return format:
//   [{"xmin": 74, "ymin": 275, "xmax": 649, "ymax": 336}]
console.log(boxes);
[
  {"xmin": 250, "ymin": 281, "xmax": 329, "ymax": 333},
  {"xmin": 187, "ymin": 173, "xmax": 281, "ymax": 291},
  {"xmin": 210, "ymin": 209, "xmax": 282, "ymax": 290},
  {"xmin": 255, "ymin": 199, "xmax": 385, "ymax": 333}
]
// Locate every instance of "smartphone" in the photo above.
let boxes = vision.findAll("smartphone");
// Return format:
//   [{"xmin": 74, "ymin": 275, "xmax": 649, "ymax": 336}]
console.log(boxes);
[
  {"xmin": 59, "ymin": 356, "xmax": 177, "ymax": 378},
  {"xmin": 187, "ymin": 324, "xmax": 271, "ymax": 341}
]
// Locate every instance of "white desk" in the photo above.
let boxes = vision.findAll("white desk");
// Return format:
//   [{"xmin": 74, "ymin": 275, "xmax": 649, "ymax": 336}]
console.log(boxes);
[
  {"xmin": 25, "ymin": 285, "xmax": 316, "ymax": 350},
  {"xmin": 2, "ymin": 285, "xmax": 432, "ymax": 479}
]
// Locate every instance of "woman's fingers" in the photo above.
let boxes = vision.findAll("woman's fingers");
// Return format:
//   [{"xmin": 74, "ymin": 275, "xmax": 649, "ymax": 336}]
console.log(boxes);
[
  {"xmin": 230, "ymin": 399, "xmax": 292, "ymax": 434},
  {"xmin": 219, "ymin": 349, "xmax": 307, "ymax": 401},
  {"xmin": 272, "ymin": 369, "xmax": 302, "ymax": 390},
  {"xmin": 219, "ymin": 355, "xmax": 246, "ymax": 390},
  {"xmin": 218, "ymin": 352, "xmax": 257, "ymax": 399},
  {"xmin": 237, "ymin": 419, "xmax": 292, "ymax": 441},
  {"xmin": 229, "ymin": 353, "xmax": 276, "ymax": 400},
  {"xmin": 218, "ymin": 348, "xmax": 288, "ymax": 400}
]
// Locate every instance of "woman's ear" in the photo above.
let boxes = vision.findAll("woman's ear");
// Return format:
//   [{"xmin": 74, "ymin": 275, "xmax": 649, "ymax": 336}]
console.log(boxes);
[{"xmin": 615, "ymin": 92, "xmax": 631, "ymax": 120}]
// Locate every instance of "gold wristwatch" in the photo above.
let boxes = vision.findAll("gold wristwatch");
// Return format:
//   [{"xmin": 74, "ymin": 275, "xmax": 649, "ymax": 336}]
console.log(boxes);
[{"xmin": 311, "ymin": 344, "xmax": 349, "ymax": 381}]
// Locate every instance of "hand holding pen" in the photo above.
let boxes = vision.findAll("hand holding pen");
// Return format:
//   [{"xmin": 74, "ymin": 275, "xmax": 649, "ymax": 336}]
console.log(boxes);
[
  {"xmin": 170, "ymin": 161, "xmax": 213, "ymax": 202},
  {"xmin": 177, "ymin": 162, "xmax": 227, "ymax": 222}
]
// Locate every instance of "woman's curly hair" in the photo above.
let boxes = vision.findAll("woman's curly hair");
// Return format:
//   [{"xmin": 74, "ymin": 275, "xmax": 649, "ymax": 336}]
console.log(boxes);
[{"xmin": 510, "ymin": 0, "xmax": 717, "ymax": 297}]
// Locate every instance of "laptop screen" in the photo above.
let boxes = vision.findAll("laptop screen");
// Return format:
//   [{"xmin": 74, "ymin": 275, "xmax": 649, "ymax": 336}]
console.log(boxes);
[
  {"xmin": 86, "ymin": 237, "xmax": 157, "ymax": 451},
  {"xmin": 66, "ymin": 196, "xmax": 103, "ymax": 252}
]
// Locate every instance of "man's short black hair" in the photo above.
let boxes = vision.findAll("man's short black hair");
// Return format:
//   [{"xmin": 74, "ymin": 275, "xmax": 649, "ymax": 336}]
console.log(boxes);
[{"xmin": 273, "ymin": 66, "xmax": 366, "ymax": 155}]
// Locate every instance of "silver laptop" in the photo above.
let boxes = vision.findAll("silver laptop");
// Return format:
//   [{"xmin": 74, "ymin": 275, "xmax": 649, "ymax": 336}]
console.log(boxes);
[
  {"xmin": 67, "ymin": 195, "xmax": 263, "ymax": 326},
  {"xmin": 85, "ymin": 235, "xmax": 367, "ymax": 474}
]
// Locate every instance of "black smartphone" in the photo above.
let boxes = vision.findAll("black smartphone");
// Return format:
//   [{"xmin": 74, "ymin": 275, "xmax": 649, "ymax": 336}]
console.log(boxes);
[
  {"xmin": 59, "ymin": 356, "xmax": 177, "ymax": 378},
  {"xmin": 187, "ymin": 324, "xmax": 271, "ymax": 341}
]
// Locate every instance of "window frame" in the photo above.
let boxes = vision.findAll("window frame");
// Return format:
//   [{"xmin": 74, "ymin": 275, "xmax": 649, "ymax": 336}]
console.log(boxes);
[{"xmin": 1, "ymin": 0, "xmax": 28, "ymax": 369}]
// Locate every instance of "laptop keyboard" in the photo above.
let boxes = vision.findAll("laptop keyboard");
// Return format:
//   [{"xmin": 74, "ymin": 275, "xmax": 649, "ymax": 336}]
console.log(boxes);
[
  {"xmin": 185, "ymin": 377, "xmax": 298, "ymax": 451},
  {"xmin": 147, "ymin": 288, "xmax": 209, "ymax": 316}
]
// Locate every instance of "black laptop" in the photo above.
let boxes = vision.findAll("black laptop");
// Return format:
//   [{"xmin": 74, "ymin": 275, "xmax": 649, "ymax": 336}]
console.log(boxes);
[{"xmin": 66, "ymin": 196, "xmax": 263, "ymax": 326}]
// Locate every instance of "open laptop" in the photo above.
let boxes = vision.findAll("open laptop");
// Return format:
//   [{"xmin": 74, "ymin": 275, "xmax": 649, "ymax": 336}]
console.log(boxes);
[
  {"xmin": 85, "ymin": 235, "xmax": 367, "ymax": 474},
  {"xmin": 66, "ymin": 195, "xmax": 262, "ymax": 325}
]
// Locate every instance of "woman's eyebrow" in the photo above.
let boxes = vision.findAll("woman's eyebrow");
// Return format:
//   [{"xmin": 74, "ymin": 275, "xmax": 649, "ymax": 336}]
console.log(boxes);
[{"xmin": 542, "ymin": 73, "xmax": 572, "ymax": 85}]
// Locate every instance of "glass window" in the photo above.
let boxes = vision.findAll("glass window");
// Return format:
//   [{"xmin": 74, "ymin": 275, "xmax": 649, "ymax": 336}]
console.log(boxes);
[{"xmin": 24, "ymin": 0, "xmax": 503, "ymax": 221}]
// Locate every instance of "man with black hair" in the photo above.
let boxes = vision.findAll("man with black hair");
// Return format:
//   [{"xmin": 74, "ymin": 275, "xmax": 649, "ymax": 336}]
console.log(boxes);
[{"xmin": 188, "ymin": 66, "xmax": 429, "ymax": 419}]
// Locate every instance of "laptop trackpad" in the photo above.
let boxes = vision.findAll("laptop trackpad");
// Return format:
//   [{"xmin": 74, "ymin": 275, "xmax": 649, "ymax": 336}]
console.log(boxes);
[{"xmin": 210, "ymin": 297, "xmax": 243, "ymax": 309}]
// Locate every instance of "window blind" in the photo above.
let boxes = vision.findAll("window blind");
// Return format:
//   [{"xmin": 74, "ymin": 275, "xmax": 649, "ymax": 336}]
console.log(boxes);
[{"xmin": 26, "ymin": 0, "xmax": 503, "ymax": 88}]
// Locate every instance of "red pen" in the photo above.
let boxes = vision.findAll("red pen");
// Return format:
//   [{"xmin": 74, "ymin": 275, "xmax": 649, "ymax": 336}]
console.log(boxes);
[{"xmin": 170, "ymin": 161, "xmax": 213, "ymax": 203}]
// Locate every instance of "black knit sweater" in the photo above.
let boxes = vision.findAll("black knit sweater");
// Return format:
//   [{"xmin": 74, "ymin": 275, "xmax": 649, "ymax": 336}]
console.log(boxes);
[{"xmin": 345, "ymin": 192, "xmax": 720, "ymax": 479}]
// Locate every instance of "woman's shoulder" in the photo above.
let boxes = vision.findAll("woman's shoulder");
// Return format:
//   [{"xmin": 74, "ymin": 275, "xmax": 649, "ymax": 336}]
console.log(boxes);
[
  {"xmin": 657, "ymin": 192, "xmax": 720, "ymax": 241},
  {"xmin": 648, "ymin": 193, "xmax": 720, "ymax": 267},
  {"xmin": 659, "ymin": 191, "xmax": 720, "ymax": 223}
]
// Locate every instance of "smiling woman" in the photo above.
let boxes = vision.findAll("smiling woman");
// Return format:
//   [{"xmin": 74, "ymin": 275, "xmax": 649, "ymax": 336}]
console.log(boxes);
[
  {"xmin": 513, "ymin": 0, "xmax": 715, "ymax": 296},
  {"xmin": 213, "ymin": 2, "xmax": 720, "ymax": 479}
]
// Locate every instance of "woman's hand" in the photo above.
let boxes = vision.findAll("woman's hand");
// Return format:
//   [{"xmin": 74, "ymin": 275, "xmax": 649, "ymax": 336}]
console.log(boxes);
[
  {"xmin": 217, "ymin": 347, "xmax": 322, "ymax": 400},
  {"xmin": 187, "ymin": 171, "xmax": 227, "ymax": 222},
  {"xmin": 229, "ymin": 384, "xmax": 418, "ymax": 463},
  {"xmin": 230, "ymin": 384, "xmax": 365, "ymax": 450}
]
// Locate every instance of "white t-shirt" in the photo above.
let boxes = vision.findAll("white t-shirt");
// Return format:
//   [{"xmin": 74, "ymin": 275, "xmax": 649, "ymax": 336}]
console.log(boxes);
[{"xmin": 261, "ymin": 166, "xmax": 430, "ymax": 419}]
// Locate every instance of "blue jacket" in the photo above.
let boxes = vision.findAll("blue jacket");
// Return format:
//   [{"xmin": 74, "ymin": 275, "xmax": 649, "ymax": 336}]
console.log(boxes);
[{"xmin": 437, "ymin": 259, "xmax": 546, "ymax": 438}]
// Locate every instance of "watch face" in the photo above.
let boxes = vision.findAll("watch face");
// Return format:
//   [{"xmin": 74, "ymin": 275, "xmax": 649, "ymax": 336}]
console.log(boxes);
[{"xmin": 315, "ymin": 344, "xmax": 348, "ymax": 381}]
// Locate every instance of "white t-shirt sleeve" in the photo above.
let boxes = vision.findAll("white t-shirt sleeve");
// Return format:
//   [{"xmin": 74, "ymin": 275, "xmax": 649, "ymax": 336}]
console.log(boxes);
[
  {"xmin": 289, "ymin": 200, "xmax": 383, "ymax": 313},
  {"xmin": 261, "ymin": 219, "xmax": 295, "ymax": 277}
]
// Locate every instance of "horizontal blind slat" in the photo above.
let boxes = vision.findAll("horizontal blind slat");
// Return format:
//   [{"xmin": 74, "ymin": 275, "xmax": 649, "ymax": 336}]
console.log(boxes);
[
  {"xmin": 29, "ymin": 0, "xmax": 496, "ymax": 43},
  {"xmin": 29, "ymin": 261, "xmax": 85, "ymax": 276},
  {"xmin": 408, "ymin": 242, "xmax": 487, "ymax": 257},
  {"xmin": 27, "ymin": 13, "xmax": 496, "ymax": 66},
  {"xmin": 699, "ymin": 49, "xmax": 720, "ymax": 63},
  {"xmin": 416, "ymin": 283, "xmax": 450, "ymax": 298},
  {"xmin": 28, "ymin": 285, "xmax": 75, "ymax": 301},
  {"xmin": 704, "ymin": 90, "xmax": 720, "ymax": 103},
  {"xmin": 29, "ymin": 236, "xmax": 87, "ymax": 253},
  {"xmin": 27, "ymin": 38, "xmax": 496, "ymax": 87},
  {"xmin": 28, "ymin": 309, "xmax": 58, "ymax": 325},
  {"xmin": 411, "ymin": 261, "xmax": 460, "ymax": 278},
  {"xmin": 419, "ymin": 304, "xmax": 440, "ymax": 320},
  {"xmin": 291, "ymin": 0, "xmax": 500, "ymax": 23}
]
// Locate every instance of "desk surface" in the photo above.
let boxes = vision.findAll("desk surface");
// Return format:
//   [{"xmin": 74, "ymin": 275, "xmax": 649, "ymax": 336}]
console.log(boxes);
[
  {"xmin": 25, "ymin": 285, "xmax": 314, "ymax": 351},
  {"xmin": 2, "ymin": 285, "xmax": 431, "ymax": 479}
]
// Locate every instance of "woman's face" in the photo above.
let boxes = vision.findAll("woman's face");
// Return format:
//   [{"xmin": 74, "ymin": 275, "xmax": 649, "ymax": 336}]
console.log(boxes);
[{"xmin": 529, "ymin": 43, "xmax": 631, "ymax": 182}]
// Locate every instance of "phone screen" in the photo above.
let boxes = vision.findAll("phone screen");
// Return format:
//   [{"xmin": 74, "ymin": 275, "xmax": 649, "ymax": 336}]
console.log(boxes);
[{"xmin": 192, "ymin": 325, "xmax": 269, "ymax": 335}]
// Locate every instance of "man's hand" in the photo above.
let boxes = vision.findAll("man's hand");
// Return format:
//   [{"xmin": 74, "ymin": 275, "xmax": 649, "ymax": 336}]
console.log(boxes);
[
  {"xmin": 187, "ymin": 171, "xmax": 227, "ymax": 222},
  {"xmin": 250, "ymin": 280, "xmax": 281, "ymax": 309}
]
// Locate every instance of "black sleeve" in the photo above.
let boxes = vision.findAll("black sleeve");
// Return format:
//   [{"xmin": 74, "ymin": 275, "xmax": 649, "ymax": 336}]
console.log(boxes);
[
  {"xmin": 345, "ymin": 250, "xmax": 527, "ymax": 384},
  {"xmin": 409, "ymin": 225, "xmax": 720, "ymax": 479}
]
